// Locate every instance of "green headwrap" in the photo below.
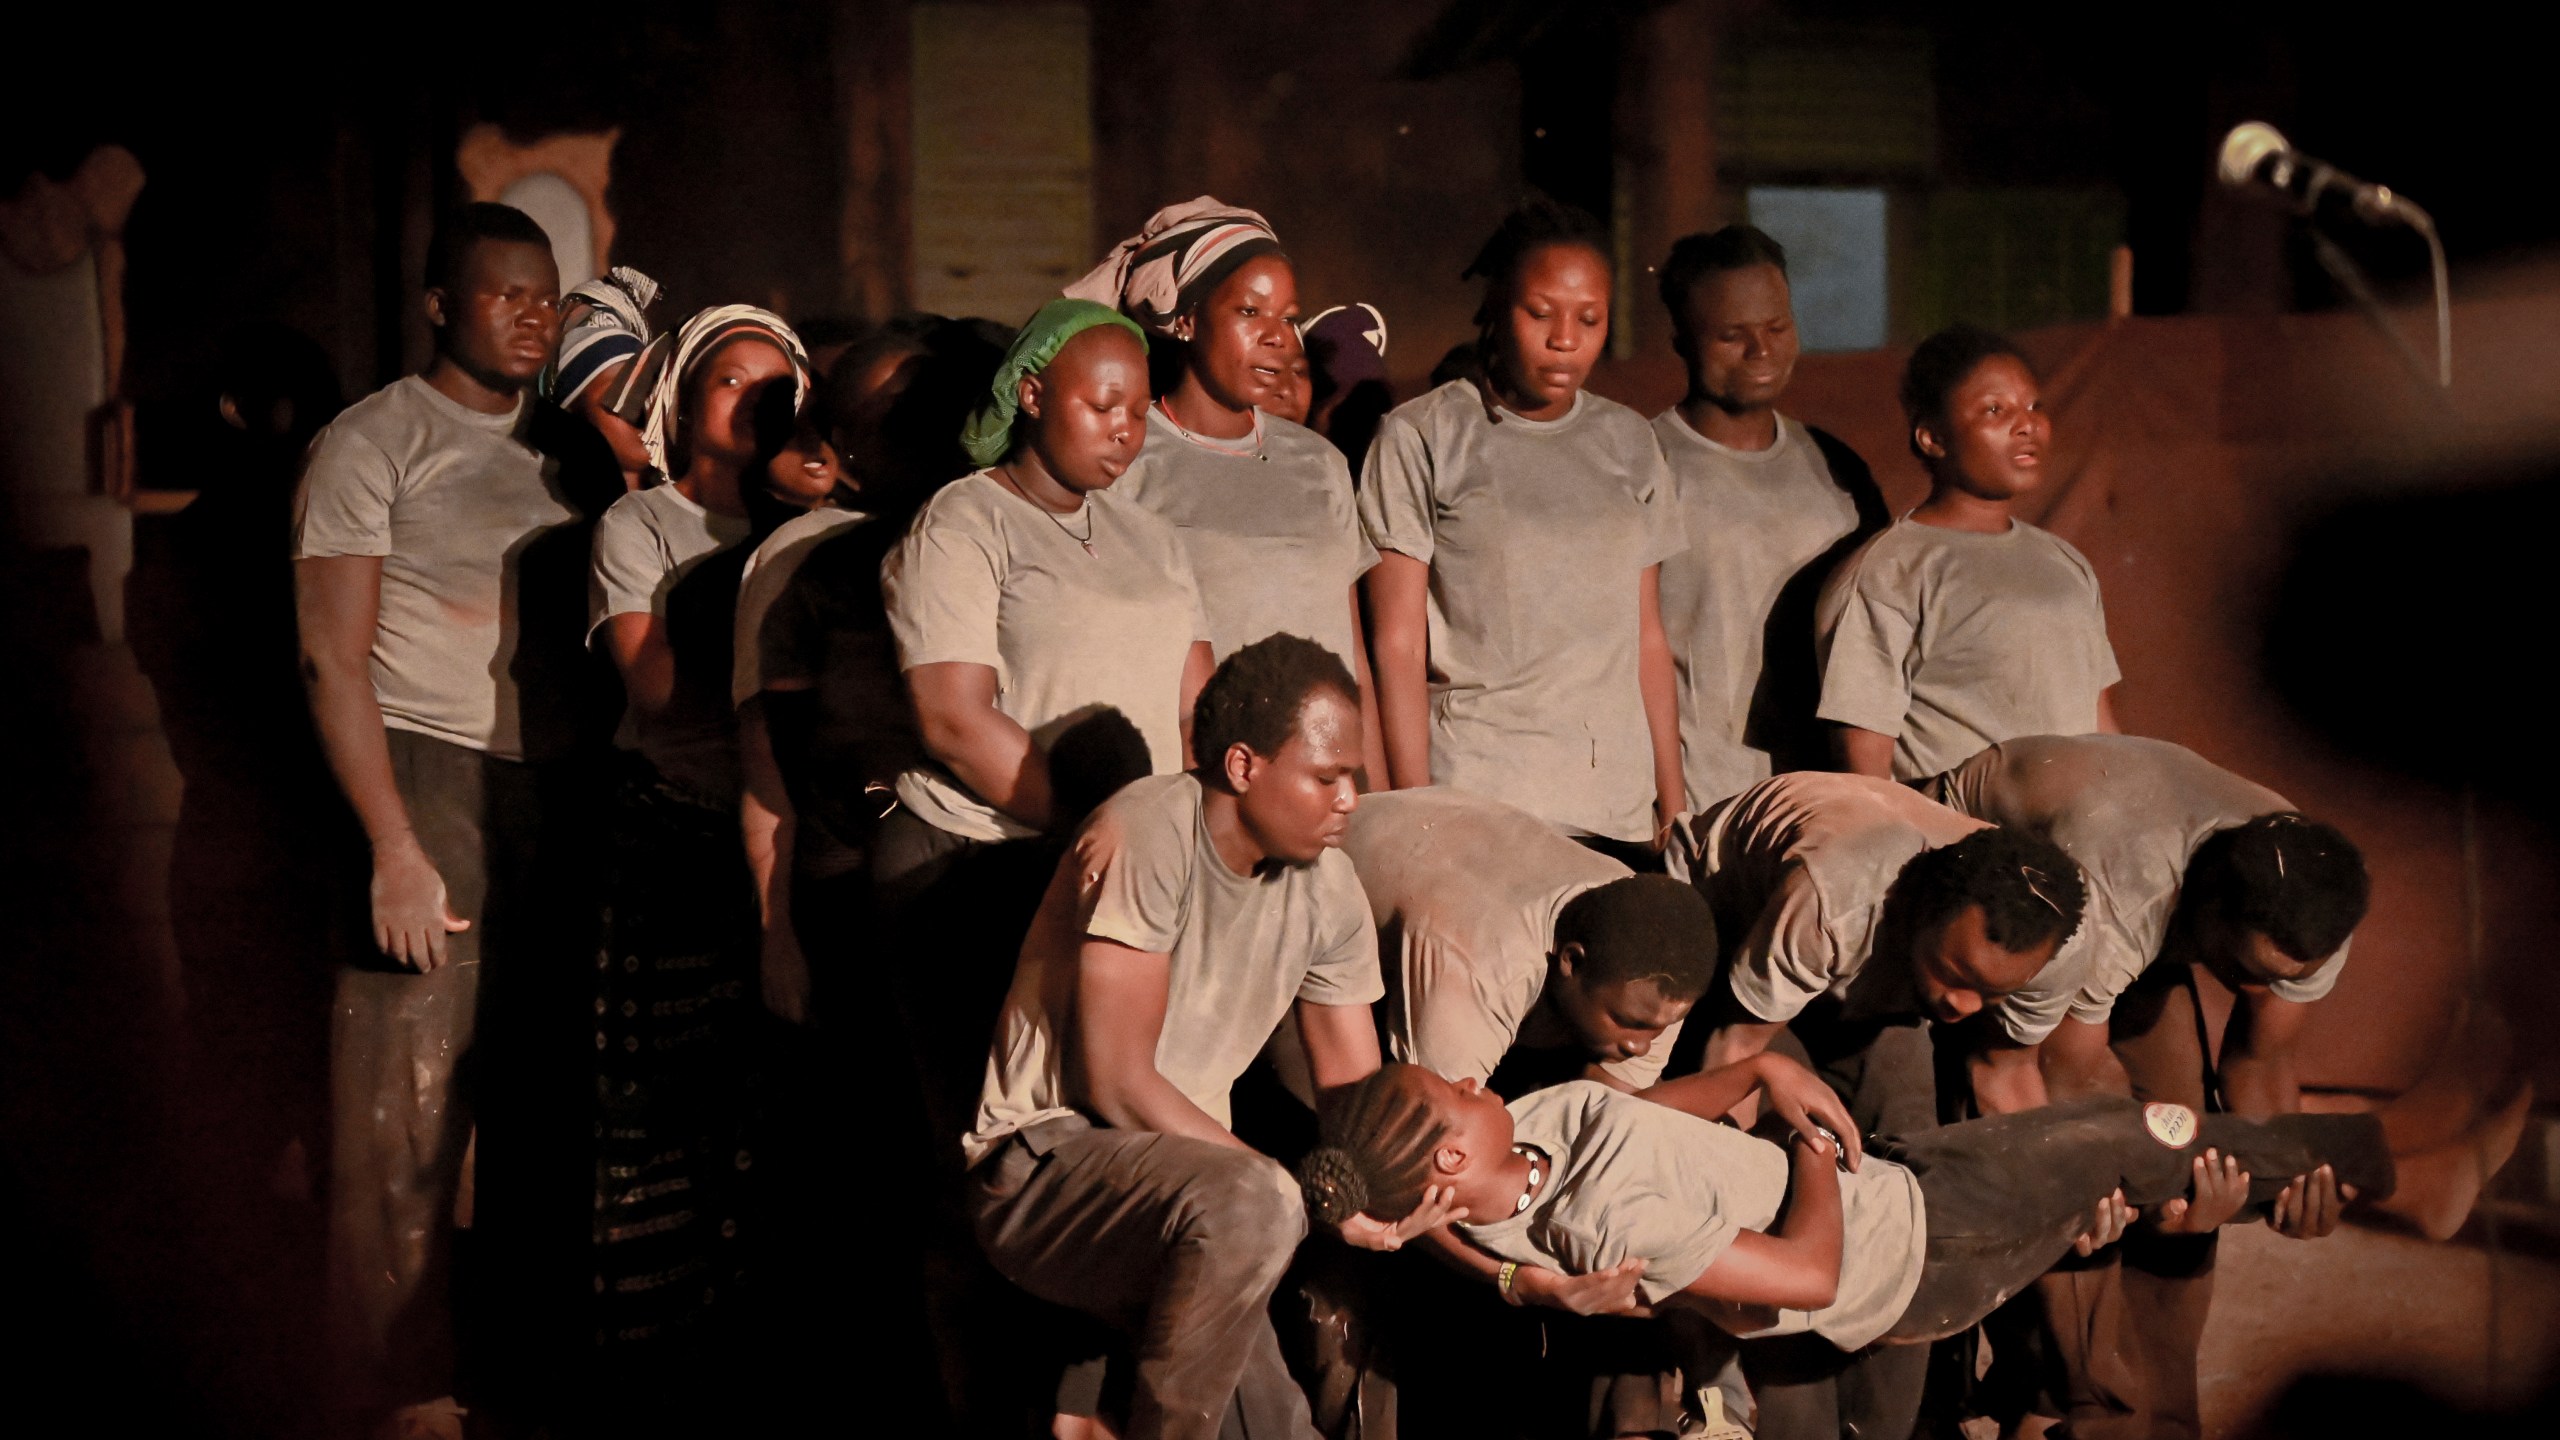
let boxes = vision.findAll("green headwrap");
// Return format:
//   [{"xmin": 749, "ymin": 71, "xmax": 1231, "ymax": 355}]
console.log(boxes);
[{"xmin": 959, "ymin": 298, "xmax": 1149, "ymax": 468}]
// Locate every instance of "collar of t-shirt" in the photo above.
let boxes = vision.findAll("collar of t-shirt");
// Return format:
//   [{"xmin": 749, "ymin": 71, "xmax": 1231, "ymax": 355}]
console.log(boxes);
[
  {"xmin": 405, "ymin": 373, "xmax": 527, "ymax": 436},
  {"xmin": 1489, "ymin": 389, "xmax": 1590, "ymax": 433},
  {"xmin": 1661, "ymin": 406, "xmax": 1793, "ymax": 465}
]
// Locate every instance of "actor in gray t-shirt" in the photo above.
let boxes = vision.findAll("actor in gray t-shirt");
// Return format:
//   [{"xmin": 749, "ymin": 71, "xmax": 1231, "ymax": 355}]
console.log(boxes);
[
  {"xmin": 1926, "ymin": 735, "xmax": 2347, "ymax": 1047},
  {"xmin": 590, "ymin": 482, "xmax": 753, "ymax": 803},
  {"xmin": 1115, "ymin": 405, "xmax": 1376, "ymax": 670},
  {"xmin": 1657, "ymin": 412, "xmax": 1873, "ymax": 810},
  {"xmin": 295, "ymin": 375, "xmax": 575, "ymax": 761},
  {"xmin": 1361, "ymin": 381, "xmax": 1686, "ymax": 842},
  {"xmin": 1815, "ymin": 518, "xmax": 2119, "ymax": 782}
]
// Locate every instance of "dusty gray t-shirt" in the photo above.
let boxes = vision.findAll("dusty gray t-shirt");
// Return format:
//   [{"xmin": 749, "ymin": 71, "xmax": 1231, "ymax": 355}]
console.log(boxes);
[
  {"xmin": 1115, "ymin": 406, "xmax": 1376, "ymax": 668},
  {"xmin": 1684, "ymin": 772, "xmax": 1989, "ymax": 1025},
  {"xmin": 1359, "ymin": 382, "xmax": 1687, "ymax": 842},
  {"xmin": 589, "ymin": 482, "xmax": 754, "ymax": 804},
  {"xmin": 883, "ymin": 472, "xmax": 1211, "ymax": 842},
  {"xmin": 1459, "ymin": 1081, "xmax": 1926, "ymax": 1349},
  {"xmin": 1343, "ymin": 787, "xmax": 1682, "ymax": 1090},
  {"xmin": 1654, "ymin": 411, "xmax": 1864, "ymax": 811},
  {"xmin": 292, "ymin": 376, "xmax": 576, "ymax": 760},
  {"xmin": 1925, "ymin": 734, "xmax": 2348, "ymax": 1043},
  {"xmin": 1814, "ymin": 518, "xmax": 2120, "ymax": 781},
  {"xmin": 733, "ymin": 505, "xmax": 868, "ymax": 705},
  {"xmin": 964, "ymin": 772, "xmax": 1382, "ymax": 1166}
]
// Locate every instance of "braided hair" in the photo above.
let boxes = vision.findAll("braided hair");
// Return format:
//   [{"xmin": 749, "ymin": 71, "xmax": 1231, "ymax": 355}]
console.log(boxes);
[
  {"xmin": 1450, "ymin": 195, "xmax": 1611, "ymax": 422},
  {"xmin": 1296, "ymin": 1064, "xmax": 1450, "ymax": 1227}
]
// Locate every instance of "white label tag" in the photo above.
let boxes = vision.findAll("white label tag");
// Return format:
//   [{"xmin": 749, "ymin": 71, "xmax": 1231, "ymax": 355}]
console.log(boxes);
[{"xmin": 2143, "ymin": 1102, "xmax": 2199, "ymax": 1149}]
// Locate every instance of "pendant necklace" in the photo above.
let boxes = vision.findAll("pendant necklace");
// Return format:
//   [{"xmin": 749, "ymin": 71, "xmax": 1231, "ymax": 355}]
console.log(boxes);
[
  {"xmin": 1511, "ymin": 1144, "xmax": 1548, "ymax": 1215},
  {"xmin": 998, "ymin": 466, "xmax": 1097, "ymax": 556},
  {"xmin": 1158, "ymin": 398, "xmax": 1268, "ymax": 462}
]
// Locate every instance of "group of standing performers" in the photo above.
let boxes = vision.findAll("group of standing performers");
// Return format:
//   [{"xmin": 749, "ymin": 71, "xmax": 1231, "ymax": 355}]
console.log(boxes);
[{"xmin": 289, "ymin": 194, "xmax": 2524, "ymax": 1440}]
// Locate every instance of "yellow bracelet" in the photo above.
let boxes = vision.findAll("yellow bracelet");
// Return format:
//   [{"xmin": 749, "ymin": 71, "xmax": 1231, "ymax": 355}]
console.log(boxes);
[{"xmin": 1496, "ymin": 1260, "xmax": 1522, "ymax": 1304}]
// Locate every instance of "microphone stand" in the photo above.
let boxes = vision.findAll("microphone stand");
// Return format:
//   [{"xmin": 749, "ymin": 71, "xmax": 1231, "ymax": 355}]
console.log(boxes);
[{"xmin": 2290, "ymin": 161, "xmax": 2453, "ymax": 390}]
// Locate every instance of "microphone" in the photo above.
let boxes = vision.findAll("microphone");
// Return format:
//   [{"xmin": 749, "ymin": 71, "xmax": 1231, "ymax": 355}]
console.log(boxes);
[{"xmin": 2217, "ymin": 121, "xmax": 2418, "ymax": 225}]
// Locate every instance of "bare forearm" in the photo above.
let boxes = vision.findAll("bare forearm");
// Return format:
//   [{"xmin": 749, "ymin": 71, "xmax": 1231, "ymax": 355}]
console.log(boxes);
[
  {"xmin": 739, "ymin": 707, "xmax": 794, "ymax": 926},
  {"xmin": 1638, "ymin": 1053, "xmax": 1779, "ymax": 1123},
  {"xmin": 923, "ymin": 710, "xmax": 1054, "ymax": 828},
  {"xmin": 1364, "ymin": 561, "xmax": 1433, "ymax": 789},
  {"xmin": 1831, "ymin": 724, "xmax": 1897, "ymax": 778},
  {"xmin": 1085, "ymin": 1070, "xmax": 1248, "ymax": 1149},
  {"xmin": 1347, "ymin": 591, "xmax": 1390, "ymax": 790},
  {"xmin": 302, "ymin": 659, "xmax": 414, "ymax": 847},
  {"xmin": 1637, "ymin": 569, "xmax": 1683, "ymax": 832},
  {"xmin": 1969, "ymin": 1044, "xmax": 2052, "ymax": 1115},
  {"xmin": 2218, "ymin": 1052, "xmax": 2298, "ymax": 1118}
]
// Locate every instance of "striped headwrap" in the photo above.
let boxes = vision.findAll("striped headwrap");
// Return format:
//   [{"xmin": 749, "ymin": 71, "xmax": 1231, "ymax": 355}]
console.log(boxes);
[
  {"xmin": 547, "ymin": 265, "xmax": 662, "ymax": 404},
  {"xmin": 631, "ymin": 304, "xmax": 810, "ymax": 482},
  {"xmin": 1064, "ymin": 196, "xmax": 1284, "ymax": 335}
]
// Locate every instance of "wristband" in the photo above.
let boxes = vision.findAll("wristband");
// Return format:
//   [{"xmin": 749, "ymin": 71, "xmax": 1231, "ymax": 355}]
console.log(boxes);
[{"xmin": 1496, "ymin": 1260, "xmax": 1523, "ymax": 1304}]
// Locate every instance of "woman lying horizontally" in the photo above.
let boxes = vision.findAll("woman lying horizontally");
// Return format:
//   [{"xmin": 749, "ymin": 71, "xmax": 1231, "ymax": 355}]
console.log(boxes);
[{"xmin": 1299, "ymin": 1059, "xmax": 2515, "ymax": 1354}]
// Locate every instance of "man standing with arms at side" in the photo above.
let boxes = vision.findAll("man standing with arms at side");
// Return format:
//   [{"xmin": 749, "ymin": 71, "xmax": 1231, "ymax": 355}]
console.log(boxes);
[
  {"xmin": 1652, "ymin": 227, "xmax": 1886, "ymax": 811},
  {"xmin": 293, "ymin": 202, "xmax": 569, "ymax": 1440}
]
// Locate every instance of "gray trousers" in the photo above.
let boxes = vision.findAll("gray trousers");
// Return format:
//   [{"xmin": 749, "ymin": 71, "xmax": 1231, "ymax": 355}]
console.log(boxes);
[
  {"xmin": 970, "ymin": 1117, "xmax": 1318, "ymax": 1440},
  {"xmin": 326, "ymin": 730, "xmax": 530, "ymax": 1413}
]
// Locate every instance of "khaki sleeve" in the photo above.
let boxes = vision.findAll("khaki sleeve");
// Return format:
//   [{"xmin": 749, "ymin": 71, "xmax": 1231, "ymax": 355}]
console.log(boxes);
[
  {"xmin": 883, "ymin": 501, "xmax": 1005, "ymax": 672},
  {"xmin": 1076, "ymin": 805, "xmax": 1192, "ymax": 955},
  {"xmin": 1813, "ymin": 550, "xmax": 1920, "ymax": 736},
  {"xmin": 1634, "ymin": 438, "xmax": 1690, "ymax": 569},
  {"xmin": 588, "ymin": 497, "xmax": 669, "ymax": 639},
  {"xmin": 1357, "ymin": 412, "xmax": 1437, "ymax": 564},
  {"xmin": 1299, "ymin": 860, "xmax": 1386, "ymax": 1007},
  {"xmin": 1721, "ymin": 874, "xmax": 1836, "ymax": 1025},
  {"xmin": 290, "ymin": 424, "xmax": 398, "ymax": 560}
]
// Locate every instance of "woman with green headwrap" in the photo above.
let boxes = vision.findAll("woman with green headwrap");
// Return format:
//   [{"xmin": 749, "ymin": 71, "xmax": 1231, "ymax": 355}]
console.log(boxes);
[{"xmin": 875, "ymin": 297, "xmax": 1214, "ymax": 1139}]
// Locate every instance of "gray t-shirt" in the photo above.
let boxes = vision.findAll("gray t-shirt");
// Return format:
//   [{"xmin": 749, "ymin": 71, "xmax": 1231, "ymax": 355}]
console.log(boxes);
[
  {"xmin": 733, "ymin": 505, "xmax": 868, "ymax": 705},
  {"xmin": 883, "ymin": 471, "xmax": 1211, "ymax": 842},
  {"xmin": 1654, "ymin": 411, "xmax": 1865, "ymax": 812},
  {"xmin": 291, "ymin": 376, "xmax": 576, "ymax": 761},
  {"xmin": 1814, "ymin": 518, "xmax": 2120, "ymax": 781},
  {"xmin": 1460, "ymin": 1081, "xmax": 1927, "ymax": 1349},
  {"xmin": 1359, "ymin": 382, "xmax": 1687, "ymax": 842},
  {"xmin": 1115, "ymin": 406, "xmax": 1377, "ymax": 668},
  {"xmin": 589, "ymin": 483, "xmax": 754, "ymax": 805},
  {"xmin": 1684, "ymin": 772, "xmax": 1989, "ymax": 1025},
  {"xmin": 964, "ymin": 772, "xmax": 1383, "ymax": 1167},
  {"xmin": 1343, "ymin": 787, "xmax": 1681, "ymax": 1090},
  {"xmin": 1925, "ymin": 734, "xmax": 2348, "ymax": 1043}
]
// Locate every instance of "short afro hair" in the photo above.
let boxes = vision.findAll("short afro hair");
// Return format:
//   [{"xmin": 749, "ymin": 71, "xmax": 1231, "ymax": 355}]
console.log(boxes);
[
  {"xmin": 2184, "ymin": 813, "xmax": 2369, "ymax": 962},
  {"xmin": 1555, "ymin": 875, "xmax": 1719, "ymax": 1001},
  {"xmin": 1191, "ymin": 633, "xmax": 1358, "ymax": 783},
  {"xmin": 1898, "ymin": 323, "xmax": 2032, "ymax": 463},
  {"xmin": 1891, "ymin": 826, "xmax": 2087, "ymax": 956},
  {"xmin": 1658, "ymin": 225, "xmax": 1789, "ymax": 323},
  {"xmin": 424, "ymin": 202, "xmax": 552, "ymax": 294}
]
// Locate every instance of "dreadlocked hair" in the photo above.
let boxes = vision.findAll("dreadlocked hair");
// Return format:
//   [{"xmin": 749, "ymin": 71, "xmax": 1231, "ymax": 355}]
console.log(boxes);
[
  {"xmin": 1297, "ymin": 1064, "xmax": 1449, "ymax": 1227},
  {"xmin": 1448, "ymin": 195, "xmax": 1611, "ymax": 423},
  {"xmin": 1891, "ymin": 826, "xmax": 2088, "ymax": 955},
  {"xmin": 2185, "ymin": 813, "xmax": 2369, "ymax": 962}
]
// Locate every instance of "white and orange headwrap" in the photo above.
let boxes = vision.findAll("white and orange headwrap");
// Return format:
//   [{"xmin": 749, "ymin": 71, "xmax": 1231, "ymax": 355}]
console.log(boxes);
[{"xmin": 1064, "ymin": 196, "xmax": 1284, "ymax": 335}]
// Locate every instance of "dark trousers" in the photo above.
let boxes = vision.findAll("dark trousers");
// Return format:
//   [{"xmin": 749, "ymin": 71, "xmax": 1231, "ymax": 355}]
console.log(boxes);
[
  {"xmin": 1879, "ymin": 1096, "xmax": 2391, "ymax": 1344},
  {"xmin": 2007, "ymin": 960, "xmax": 2236, "ymax": 1439},
  {"xmin": 328, "ymin": 730, "xmax": 578, "ymax": 1417},
  {"xmin": 1742, "ymin": 1016, "xmax": 1938, "ymax": 1440},
  {"xmin": 971, "ymin": 1118, "xmax": 1318, "ymax": 1440}
]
